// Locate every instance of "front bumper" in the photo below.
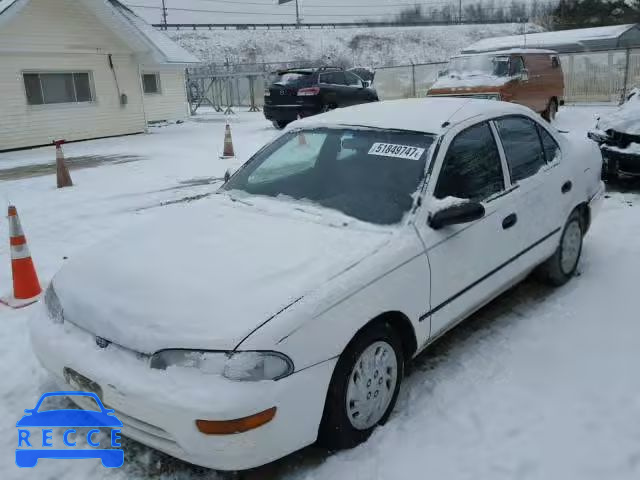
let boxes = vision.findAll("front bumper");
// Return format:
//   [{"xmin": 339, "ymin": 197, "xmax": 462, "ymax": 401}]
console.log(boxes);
[
  {"xmin": 601, "ymin": 147, "xmax": 640, "ymax": 177},
  {"xmin": 29, "ymin": 303, "xmax": 336, "ymax": 471}
]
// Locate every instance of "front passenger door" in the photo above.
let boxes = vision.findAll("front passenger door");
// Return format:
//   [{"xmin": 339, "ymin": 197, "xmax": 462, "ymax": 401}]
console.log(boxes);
[{"xmin": 417, "ymin": 121, "xmax": 523, "ymax": 338}]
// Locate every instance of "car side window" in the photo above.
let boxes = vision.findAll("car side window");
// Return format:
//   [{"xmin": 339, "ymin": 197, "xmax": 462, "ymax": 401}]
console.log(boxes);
[
  {"xmin": 319, "ymin": 72, "xmax": 346, "ymax": 85},
  {"xmin": 495, "ymin": 116, "xmax": 546, "ymax": 183},
  {"xmin": 511, "ymin": 56, "xmax": 525, "ymax": 75},
  {"xmin": 538, "ymin": 125, "xmax": 561, "ymax": 163},
  {"xmin": 344, "ymin": 72, "xmax": 363, "ymax": 87},
  {"xmin": 435, "ymin": 122, "xmax": 505, "ymax": 202}
]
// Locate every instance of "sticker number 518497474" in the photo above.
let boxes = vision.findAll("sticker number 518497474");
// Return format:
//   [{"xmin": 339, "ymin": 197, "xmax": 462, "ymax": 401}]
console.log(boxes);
[{"xmin": 368, "ymin": 143, "xmax": 426, "ymax": 161}]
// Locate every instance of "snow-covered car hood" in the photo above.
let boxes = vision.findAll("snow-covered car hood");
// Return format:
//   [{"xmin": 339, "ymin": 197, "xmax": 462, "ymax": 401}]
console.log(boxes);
[
  {"xmin": 596, "ymin": 89, "xmax": 640, "ymax": 135},
  {"xmin": 52, "ymin": 197, "xmax": 392, "ymax": 354},
  {"xmin": 430, "ymin": 74, "xmax": 510, "ymax": 91}
]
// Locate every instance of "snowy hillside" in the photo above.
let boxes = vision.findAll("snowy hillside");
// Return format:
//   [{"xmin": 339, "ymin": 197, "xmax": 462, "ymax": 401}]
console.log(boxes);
[{"xmin": 168, "ymin": 23, "xmax": 543, "ymax": 69}]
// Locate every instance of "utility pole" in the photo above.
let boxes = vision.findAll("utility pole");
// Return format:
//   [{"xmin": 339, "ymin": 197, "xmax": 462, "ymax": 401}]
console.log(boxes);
[
  {"xmin": 278, "ymin": 0, "xmax": 301, "ymax": 27},
  {"xmin": 161, "ymin": 0, "xmax": 168, "ymax": 29},
  {"xmin": 458, "ymin": 0, "xmax": 462, "ymax": 24}
]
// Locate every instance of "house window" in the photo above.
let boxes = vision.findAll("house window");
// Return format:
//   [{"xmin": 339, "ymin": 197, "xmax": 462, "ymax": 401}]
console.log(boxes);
[
  {"xmin": 23, "ymin": 72, "xmax": 93, "ymax": 105},
  {"xmin": 142, "ymin": 73, "xmax": 161, "ymax": 94}
]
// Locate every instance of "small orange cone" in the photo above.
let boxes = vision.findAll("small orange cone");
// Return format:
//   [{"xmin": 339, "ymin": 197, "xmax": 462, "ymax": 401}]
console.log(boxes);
[
  {"xmin": 1, "ymin": 206, "xmax": 41, "ymax": 308},
  {"xmin": 220, "ymin": 122, "xmax": 235, "ymax": 159},
  {"xmin": 297, "ymin": 114, "xmax": 307, "ymax": 146},
  {"xmin": 54, "ymin": 140, "xmax": 73, "ymax": 188}
]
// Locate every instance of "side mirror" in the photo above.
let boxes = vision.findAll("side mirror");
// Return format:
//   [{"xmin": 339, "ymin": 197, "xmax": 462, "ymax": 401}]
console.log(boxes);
[
  {"xmin": 428, "ymin": 201, "xmax": 485, "ymax": 230},
  {"xmin": 519, "ymin": 69, "xmax": 529, "ymax": 82},
  {"xmin": 224, "ymin": 170, "xmax": 231, "ymax": 184},
  {"xmin": 362, "ymin": 80, "xmax": 371, "ymax": 88}
]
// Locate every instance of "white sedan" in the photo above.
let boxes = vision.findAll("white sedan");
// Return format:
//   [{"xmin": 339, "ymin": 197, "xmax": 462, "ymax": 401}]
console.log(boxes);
[{"xmin": 30, "ymin": 98, "xmax": 604, "ymax": 471}]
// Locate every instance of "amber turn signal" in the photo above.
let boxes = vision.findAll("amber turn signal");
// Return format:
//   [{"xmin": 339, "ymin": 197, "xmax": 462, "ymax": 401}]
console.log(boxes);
[{"xmin": 196, "ymin": 407, "xmax": 277, "ymax": 435}]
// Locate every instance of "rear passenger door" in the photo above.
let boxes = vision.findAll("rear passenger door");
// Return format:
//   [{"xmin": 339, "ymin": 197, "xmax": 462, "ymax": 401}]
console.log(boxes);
[
  {"xmin": 492, "ymin": 115, "xmax": 569, "ymax": 264},
  {"xmin": 318, "ymin": 71, "xmax": 348, "ymax": 108}
]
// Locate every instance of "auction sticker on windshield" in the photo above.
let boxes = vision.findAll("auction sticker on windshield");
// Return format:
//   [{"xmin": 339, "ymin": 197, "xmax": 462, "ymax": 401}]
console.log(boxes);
[{"xmin": 368, "ymin": 143, "xmax": 425, "ymax": 160}]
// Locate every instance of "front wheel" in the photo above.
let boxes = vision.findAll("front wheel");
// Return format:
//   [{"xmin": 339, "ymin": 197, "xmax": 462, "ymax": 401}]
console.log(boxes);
[
  {"xmin": 536, "ymin": 210, "xmax": 583, "ymax": 286},
  {"xmin": 272, "ymin": 120, "xmax": 289, "ymax": 130},
  {"xmin": 318, "ymin": 322, "xmax": 403, "ymax": 450}
]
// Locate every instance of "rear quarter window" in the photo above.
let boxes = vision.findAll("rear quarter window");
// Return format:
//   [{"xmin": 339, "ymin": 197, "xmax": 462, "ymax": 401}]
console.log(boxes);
[{"xmin": 273, "ymin": 72, "xmax": 313, "ymax": 86}]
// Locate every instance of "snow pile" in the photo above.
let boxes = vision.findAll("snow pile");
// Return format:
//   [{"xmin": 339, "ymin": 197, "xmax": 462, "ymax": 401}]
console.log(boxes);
[{"xmin": 169, "ymin": 23, "xmax": 543, "ymax": 69}]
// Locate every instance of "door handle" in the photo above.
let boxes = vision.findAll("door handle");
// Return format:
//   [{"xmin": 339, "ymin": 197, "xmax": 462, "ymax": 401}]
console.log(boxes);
[
  {"xmin": 561, "ymin": 181, "xmax": 573, "ymax": 194},
  {"xmin": 502, "ymin": 213, "xmax": 518, "ymax": 230}
]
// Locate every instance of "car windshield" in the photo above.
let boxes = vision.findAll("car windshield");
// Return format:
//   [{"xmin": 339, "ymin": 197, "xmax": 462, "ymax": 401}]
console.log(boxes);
[
  {"xmin": 447, "ymin": 55, "xmax": 510, "ymax": 77},
  {"xmin": 222, "ymin": 128, "xmax": 435, "ymax": 225}
]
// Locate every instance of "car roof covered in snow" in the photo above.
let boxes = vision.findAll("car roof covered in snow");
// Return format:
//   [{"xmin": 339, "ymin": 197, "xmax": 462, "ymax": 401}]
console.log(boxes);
[{"xmin": 291, "ymin": 98, "xmax": 532, "ymax": 135}]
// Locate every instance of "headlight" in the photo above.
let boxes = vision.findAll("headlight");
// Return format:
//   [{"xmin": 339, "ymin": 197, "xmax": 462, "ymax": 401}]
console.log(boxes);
[
  {"xmin": 44, "ymin": 284, "xmax": 64, "ymax": 324},
  {"xmin": 149, "ymin": 350, "xmax": 294, "ymax": 381}
]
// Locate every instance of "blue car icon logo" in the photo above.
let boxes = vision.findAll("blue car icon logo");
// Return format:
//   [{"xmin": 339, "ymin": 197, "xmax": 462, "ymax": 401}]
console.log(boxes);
[{"xmin": 16, "ymin": 391, "xmax": 124, "ymax": 468}]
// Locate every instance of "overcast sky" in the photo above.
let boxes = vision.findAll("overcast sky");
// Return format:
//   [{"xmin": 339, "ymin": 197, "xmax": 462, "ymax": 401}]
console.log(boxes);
[{"xmin": 123, "ymin": 0, "xmax": 454, "ymax": 25}]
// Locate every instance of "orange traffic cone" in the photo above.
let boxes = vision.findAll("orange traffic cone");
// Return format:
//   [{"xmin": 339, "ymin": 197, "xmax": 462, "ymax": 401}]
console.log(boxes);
[
  {"xmin": 297, "ymin": 114, "xmax": 307, "ymax": 146},
  {"xmin": 54, "ymin": 140, "xmax": 73, "ymax": 188},
  {"xmin": 0, "ymin": 206, "xmax": 41, "ymax": 308},
  {"xmin": 220, "ymin": 122, "xmax": 235, "ymax": 159}
]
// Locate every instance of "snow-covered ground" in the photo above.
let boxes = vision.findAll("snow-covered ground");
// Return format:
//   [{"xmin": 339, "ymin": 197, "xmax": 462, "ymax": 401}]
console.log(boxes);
[
  {"xmin": 170, "ymin": 23, "xmax": 542, "ymax": 68},
  {"xmin": 2, "ymin": 105, "xmax": 640, "ymax": 480}
]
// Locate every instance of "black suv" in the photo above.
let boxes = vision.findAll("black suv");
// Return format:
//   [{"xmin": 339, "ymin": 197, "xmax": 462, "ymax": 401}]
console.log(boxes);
[{"xmin": 264, "ymin": 67, "xmax": 378, "ymax": 129}]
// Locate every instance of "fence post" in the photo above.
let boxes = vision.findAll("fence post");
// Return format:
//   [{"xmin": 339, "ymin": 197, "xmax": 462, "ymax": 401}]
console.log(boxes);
[
  {"xmin": 248, "ymin": 75, "xmax": 261, "ymax": 112},
  {"xmin": 622, "ymin": 48, "xmax": 631, "ymax": 104},
  {"xmin": 411, "ymin": 62, "xmax": 416, "ymax": 98}
]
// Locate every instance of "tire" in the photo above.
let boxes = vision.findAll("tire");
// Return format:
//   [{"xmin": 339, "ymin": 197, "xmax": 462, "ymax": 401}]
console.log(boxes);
[
  {"xmin": 542, "ymin": 98, "xmax": 558, "ymax": 122},
  {"xmin": 536, "ymin": 210, "xmax": 583, "ymax": 286},
  {"xmin": 322, "ymin": 103, "xmax": 337, "ymax": 113},
  {"xmin": 318, "ymin": 321, "xmax": 404, "ymax": 450},
  {"xmin": 272, "ymin": 120, "xmax": 289, "ymax": 130}
]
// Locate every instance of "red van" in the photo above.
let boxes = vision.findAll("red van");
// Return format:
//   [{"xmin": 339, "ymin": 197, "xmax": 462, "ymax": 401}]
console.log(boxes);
[{"xmin": 427, "ymin": 49, "xmax": 565, "ymax": 121}]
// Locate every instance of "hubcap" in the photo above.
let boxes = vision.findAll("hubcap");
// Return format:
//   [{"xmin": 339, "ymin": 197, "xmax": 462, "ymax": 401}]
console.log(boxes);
[
  {"xmin": 560, "ymin": 220, "xmax": 582, "ymax": 274},
  {"xmin": 345, "ymin": 341, "xmax": 398, "ymax": 430}
]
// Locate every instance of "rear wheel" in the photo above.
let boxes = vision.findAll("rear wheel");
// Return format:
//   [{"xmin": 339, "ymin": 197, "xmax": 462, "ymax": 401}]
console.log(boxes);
[
  {"xmin": 272, "ymin": 120, "xmax": 289, "ymax": 130},
  {"xmin": 322, "ymin": 103, "xmax": 337, "ymax": 113},
  {"xmin": 318, "ymin": 322, "xmax": 403, "ymax": 450},
  {"xmin": 536, "ymin": 210, "xmax": 583, "ymax": 286}
]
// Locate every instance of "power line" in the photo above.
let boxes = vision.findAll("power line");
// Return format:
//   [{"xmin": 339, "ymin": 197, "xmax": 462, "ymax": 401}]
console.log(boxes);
[{"xmin": 127, "ymin": 2, "xmax": 534, "ymax": 16}]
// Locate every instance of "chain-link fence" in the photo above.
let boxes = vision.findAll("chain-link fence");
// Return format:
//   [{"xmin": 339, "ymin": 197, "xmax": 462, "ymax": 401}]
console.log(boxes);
[
  {"xmin": 186, "ymin": 48, "xmax": 640, "ymax": 114},
  {"xmin": 373, "ymin": 50, "xmax": 640, "ymax": 104},
  {"xmin": 186, "ymin": 68, "xmax": 268, "ymax": 114},
  {"xmin": 374, "ymin": 62, "xmax": 447, "ymax": 100}
]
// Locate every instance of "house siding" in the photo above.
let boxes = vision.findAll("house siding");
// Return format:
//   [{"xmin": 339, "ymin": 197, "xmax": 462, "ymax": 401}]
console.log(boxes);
[{"xmin": 142, "ymin": 67, "xmax": 189, "ymax": 123}]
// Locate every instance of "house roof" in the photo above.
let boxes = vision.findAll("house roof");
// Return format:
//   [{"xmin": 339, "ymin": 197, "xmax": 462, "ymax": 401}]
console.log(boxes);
[
  {"xmin": 0, "ymin": 0, "xmax": 18, "ymax": 15},
  {"xmin": 107, "ymin": 1, "xmax": 200, "ymax": 64},
  {"xmin": 0, "ymin": 0, "xmax": 199, "ymax": 64},
  {"xmin": 463, "ymin": 24, "xmax": 640, "ymax": 54}
]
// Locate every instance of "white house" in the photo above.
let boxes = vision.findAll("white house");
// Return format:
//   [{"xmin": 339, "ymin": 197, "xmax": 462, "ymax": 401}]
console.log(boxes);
[{"xmin": 0, "ymin": 0, "xmax": 200, "ymax": 151}]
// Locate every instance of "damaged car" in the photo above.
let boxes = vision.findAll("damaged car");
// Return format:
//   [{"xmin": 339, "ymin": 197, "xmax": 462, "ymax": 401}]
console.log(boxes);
[{"xmin": 589, "ymin": 88, "xmax": 640, "ymax": 181}]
